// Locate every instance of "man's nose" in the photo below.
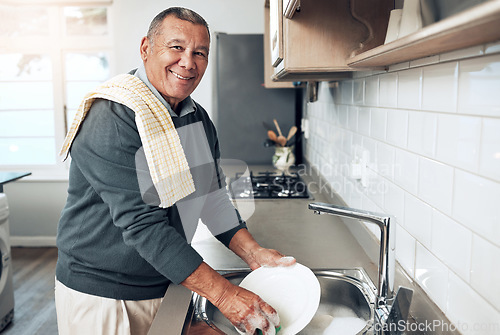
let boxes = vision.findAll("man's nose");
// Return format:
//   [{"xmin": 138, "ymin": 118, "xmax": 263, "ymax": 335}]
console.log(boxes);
[{"xmin": 178, "ymin": 51, "xmax": 195, "ymax": 69}]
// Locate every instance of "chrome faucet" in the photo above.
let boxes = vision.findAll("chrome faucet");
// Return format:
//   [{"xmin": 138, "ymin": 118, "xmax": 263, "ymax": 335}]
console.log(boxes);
[{"xmin": 309, "ymin": 202, "xmax": 395, "ymax": 308}]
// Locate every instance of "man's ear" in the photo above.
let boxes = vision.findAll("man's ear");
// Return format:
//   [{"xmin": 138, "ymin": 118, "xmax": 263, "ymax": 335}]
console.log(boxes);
[{"xmin": 140, "ymin": 37, "xmax": 150, "ymax": 61}]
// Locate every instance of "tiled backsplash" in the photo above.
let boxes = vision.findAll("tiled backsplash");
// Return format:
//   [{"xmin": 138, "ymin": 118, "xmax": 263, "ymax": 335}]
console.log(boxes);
[{"xmin": 304, "ymin": 42, "xmax": 500, "ymax": 334}]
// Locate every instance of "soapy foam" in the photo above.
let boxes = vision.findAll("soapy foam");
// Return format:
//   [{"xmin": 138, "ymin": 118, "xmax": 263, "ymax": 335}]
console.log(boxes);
[
  {"xmin": 322, "ymin": 316, "xmax": 367, "ymax": 335},
  {"xmin": 277, "ymin": 256, "xmax": 296, "ymax": 266},
  {"xmin": 299, "ymin": 305, "xmax": 367, "ymax": 335}
]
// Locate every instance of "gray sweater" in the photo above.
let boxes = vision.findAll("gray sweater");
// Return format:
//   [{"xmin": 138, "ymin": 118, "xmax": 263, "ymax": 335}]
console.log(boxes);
[{"xmin": 56, "ymin": 86, "xmax": 245, "ymax": 300}]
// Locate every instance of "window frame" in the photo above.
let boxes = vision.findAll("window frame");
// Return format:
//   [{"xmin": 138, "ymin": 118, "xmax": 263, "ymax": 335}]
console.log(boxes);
[{"xmin": 0, "ymin": 2, "xmax": 114, "ymax": 179}]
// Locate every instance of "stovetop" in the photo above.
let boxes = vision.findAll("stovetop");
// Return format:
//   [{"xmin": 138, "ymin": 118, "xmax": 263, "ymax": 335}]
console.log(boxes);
[{"xmin": 229, "ymin": 171, "xmax": 310, "ymax": 199}]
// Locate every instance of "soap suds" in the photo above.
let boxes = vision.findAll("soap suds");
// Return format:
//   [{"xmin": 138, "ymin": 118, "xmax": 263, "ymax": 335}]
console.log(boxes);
[
  {"xmin": 322, "ymin": 316, "xmax": 367, "ymax": 335},
  {"xmin": 299, "ymin": 305, "xmax": 367, "ymax": 335}
]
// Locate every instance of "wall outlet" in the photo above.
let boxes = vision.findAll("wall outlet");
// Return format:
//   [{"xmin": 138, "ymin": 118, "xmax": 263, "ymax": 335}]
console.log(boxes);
[
  {"xmin": 301, "ymin": 118, "xmax": 310, "ymax": 139},
  {"xmin": 350, "ymin": 160, "xmax": 363, "ymax": 179},
  {"xmin": 350, "ymin": 148, "xmax": 370, "ymax": 187}
]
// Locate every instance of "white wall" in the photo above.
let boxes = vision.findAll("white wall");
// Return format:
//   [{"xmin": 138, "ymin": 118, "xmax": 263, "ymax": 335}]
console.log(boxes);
[
  {"xmin": 304, "ymin": 43, "xmax": 500, "ymax": 334},
  {"xmin": 7, "ymin": 0, "xmax": 265, "ymax": 244}
]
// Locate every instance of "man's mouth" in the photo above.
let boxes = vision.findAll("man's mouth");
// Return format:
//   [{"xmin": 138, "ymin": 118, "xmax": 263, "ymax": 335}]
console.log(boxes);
[{"xmin": 170, "ymin": 70, "xmax": 194, "ymax": 80}]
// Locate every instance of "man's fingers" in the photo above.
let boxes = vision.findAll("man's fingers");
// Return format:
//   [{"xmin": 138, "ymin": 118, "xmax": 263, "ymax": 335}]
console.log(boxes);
[{"xmin": 276, "ymin": 256, "xmax": 296, "ymax": 267}]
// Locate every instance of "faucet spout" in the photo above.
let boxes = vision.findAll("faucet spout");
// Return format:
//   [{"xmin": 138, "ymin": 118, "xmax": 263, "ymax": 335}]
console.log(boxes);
[{"xmin": 309, "ymin": 202, "xmax": 395, "ymax": 307}]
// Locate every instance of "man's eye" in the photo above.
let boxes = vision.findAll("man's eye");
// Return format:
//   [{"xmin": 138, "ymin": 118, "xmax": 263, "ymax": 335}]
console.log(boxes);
[
  {"xmin": 171, "ymin": 46, "xmax": 182, "ymax": 50},
  {"xmin": 195, "ymin": 52, "xmax": 207, "ymax": 57}
]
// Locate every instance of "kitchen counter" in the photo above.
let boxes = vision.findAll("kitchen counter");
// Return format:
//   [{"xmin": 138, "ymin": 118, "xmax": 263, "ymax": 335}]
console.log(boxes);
[
  {"xmin": 149, "ymin": 165, "xmax": 458, "ymax": 335},
  {"xmin": 0, "ymin": 172, "xmax": 31, "ymax": 192}
]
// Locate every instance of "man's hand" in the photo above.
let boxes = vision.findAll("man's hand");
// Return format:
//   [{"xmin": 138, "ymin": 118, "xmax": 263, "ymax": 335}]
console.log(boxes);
[
  {"xmin": 215, "ymin": 282, "xmax": 280, "ymax": 335},
  {"xmin": 246, "ymin": 247, "xmax": 296, "ymax": 270},
  {"xmin": 228, "ymin": 229, "xmax": 296, "ymax": 270},
  {"xmin": 181, "ymin": 262, "xmax": 280, "ymax": 335}
]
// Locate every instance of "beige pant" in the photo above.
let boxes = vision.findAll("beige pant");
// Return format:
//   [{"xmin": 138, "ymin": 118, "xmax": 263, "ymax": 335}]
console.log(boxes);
[{"xmin": 55, "ymin": 279, "xmax": 163, "ymax": 335}]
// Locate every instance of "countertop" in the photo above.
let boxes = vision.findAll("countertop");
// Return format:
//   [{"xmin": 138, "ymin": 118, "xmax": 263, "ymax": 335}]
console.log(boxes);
[
  {"xmin": 148, "ymin": 165, "xmax": 458, "ymax": 335},
  {"xmin": 0, "ymin": 172, "xmax": 31, "ymax": 192}
]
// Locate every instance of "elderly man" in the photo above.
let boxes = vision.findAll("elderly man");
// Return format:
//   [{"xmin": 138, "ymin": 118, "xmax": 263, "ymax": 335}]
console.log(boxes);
[{"xmin": 55, "ymin": 7, "xmax": 293, "ymax": 335}]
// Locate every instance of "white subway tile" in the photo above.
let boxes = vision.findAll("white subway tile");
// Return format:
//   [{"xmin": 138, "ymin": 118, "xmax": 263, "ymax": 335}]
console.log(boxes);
[
  {"xmin": 361, "ymin": 196, "xmax": 383, "ymax": 238},
  {"xmin": 353, "ymin": 79, "xmax": 364, "ymax": 105},
  {"xmin": 404, "ymin": 193, "xmax": 432, "ymax": 248},
  {"xmin": 364, "ymin": 221, "xmax": 380, "ymax": 240},
  {"xmin": 357, "ymin": 107, "xmax": 371, "ymax": 136},
  {"xmin": 440, "ymin": 45, "xmax": 484, "ymax": 62},
  {"xmin": 394, "ymin": 149, "xmax": 419, "ymax": 195},
  {"xmin": 458, "ymin": 55, "xmax": 500, "ymax": 117},
  {"xmin": 338, "ymin": 105, "xmax": 348, "ymax": 127},
  {"xmin": 379, "ymin": 72, "xmax": 398, "ymax": 108},
  {"xmin": 453, "ymin": 170, "xmax": 500, "ymax": 245},
  {"xmin": 347, "ymin": 105, "xmax": 358, "ymax": 131},
  {"xmin": 367, "ymin": 172, "xmax": 385, "ymax": 209},
  {"xmin": 341, "ymin": 80, "xmax": 353, "ymax": 105},
  {"xmin": 388, "ymin": 61, "xmax": 409, "ymax": 72},
  {"xmin": 408, "ymin": 111, "xmax": 438, "ymax": 158},
  {"xmin": 436, "ymin": 114, "xmax": 481, "ymax": 172},
  {"xmin": 418, "ymin": 157, "xmax": 454, "ymax": 215},
  {"xmin": 431, "ymin": 209, "xmax": 472, "ymax": 281},
  {"xmin": 410, "ymin": 55, "xmax": 439, "ymax": 68},
  {"xmin": 384, "ymin": 181, "xmax": 404, "ymax": 224},
  {"xmin": 397, "ymin": 67, "xmax": 421, "ymax": 110},
  {"xmin": 352, "ymin": 70, "xmax": 370, "ymax": 79},
  {"xmin": 422, "ymin": 62, "xmax": 458, "ymax": 113},
  {"xmin": 415, "ymin": 242, "xmax": 449, "ymax": 312},
  {"xmin": 331, "ymin": 126, "xmax": 343, "ymax": 149},
  {"xmin": 485, "ymin": 41, "xmax": 500, "ymax": 54},
  {"xmin": 365, "ymin": 76, "xmax": 379, "ymax": 107},
  {"xmin": 395, "ymin": 225, "xmax": 416, "ymax": 278},
  {"xmin": 447, "ymin": 272, "xmax": 500, "ymax": 335},
  {"xmin": 341, "ymin": 130, "xmax": 352, "ymax": 156},
  {"xmin": 480, "ymin": 118, "xmax": 500, "ymax": 182},
  {"xmin": 377, "ymin": 142, "xmax": 395, "ymax": 180},
  {"xmin": 362, "ymin": 138, "xmax": 376, "ymax": 169},
  {"xmin": 352, "ymin": 133, "xmax": 362, "ymax": 150},
  {"xmin": 471, "ymin": 235, "xmax": 500, "ymax": 310},
  {"xmin": 332, "ymin": 82, "xmax": 342, "ymax": 105},
  {"xmin": 349, "ymin": 180, "xmax": 363, "ymax": 209},
  {"xmin": 386, "ymin": 109, "xmax": 408, "ymax": 148},
  {"xmin": 370, "ymin": 108, "xmax": 387, "ymax": 141}
]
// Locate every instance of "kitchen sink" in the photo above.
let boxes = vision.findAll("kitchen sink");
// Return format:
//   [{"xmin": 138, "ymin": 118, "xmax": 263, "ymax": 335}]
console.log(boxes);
[{"xmin": 181, "ymin": 268, "xmax": 379, "ymax": 334}]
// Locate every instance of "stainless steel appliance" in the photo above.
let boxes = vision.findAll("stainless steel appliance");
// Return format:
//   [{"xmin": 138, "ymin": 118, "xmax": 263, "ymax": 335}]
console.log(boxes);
[{"xmin": 229, "ymin": 171, "xmax": 310, "ymax": 199}]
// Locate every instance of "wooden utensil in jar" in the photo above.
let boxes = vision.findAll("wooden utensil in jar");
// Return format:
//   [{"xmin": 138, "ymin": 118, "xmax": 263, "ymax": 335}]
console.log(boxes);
[
  {"xmin": 273, "ymin": 119, "xmax": 288, "ymax": 146},
  {"xmin": 286, "ymin": 126, "xmax": 297, "ymax": 141}
]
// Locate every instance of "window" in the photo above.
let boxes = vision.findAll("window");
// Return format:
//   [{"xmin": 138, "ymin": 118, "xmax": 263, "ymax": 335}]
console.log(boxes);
[{"xmin": 0, "ymin": 1, "xmax": 113, "ymax": 178}]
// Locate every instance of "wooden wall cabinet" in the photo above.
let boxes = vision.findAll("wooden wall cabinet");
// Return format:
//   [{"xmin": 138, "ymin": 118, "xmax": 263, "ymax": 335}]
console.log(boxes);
[
  {"xmin": 265, "ymin": 0, "xmax": 392, "ymax": 82},
  {"xmin": 348, "ymin": 0, "xmax": 500, "ymax": 68},
  {"xmin": 264, "ymin": 2, "xmax": 295, "ymax": 88},
  {"xmin": 264, "ymin": 0, "xmax": 500, "ymax": 85}
]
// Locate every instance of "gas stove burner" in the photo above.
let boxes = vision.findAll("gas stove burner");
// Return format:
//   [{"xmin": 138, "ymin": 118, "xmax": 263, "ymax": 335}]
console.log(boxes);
[{"xmin": 229, "ymin": 171, "xmax": 310, "ymax": 199}]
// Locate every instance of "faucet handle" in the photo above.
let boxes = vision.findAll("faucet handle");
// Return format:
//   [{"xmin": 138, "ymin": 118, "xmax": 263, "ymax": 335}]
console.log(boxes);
[{"xmin": 385, "ymin": 286, "xmax": 414, "ymax": 334}]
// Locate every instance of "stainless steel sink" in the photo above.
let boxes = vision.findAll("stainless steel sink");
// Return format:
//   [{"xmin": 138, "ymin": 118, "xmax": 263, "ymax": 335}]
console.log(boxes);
[
  {"xmin": 177, "ymin": 203, "xmax": 414, "ymax": 334},
  {"xmin": 182, "ymin": 268, "xmax": 378, "ymax": 334}
]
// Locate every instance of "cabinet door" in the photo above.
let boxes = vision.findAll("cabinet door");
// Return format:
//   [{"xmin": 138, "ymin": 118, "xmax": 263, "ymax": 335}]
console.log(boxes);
[
  {"xmin": 264, "ymin": 4, "xmax": 295, "ymax": 88},
  {"xmin": 269, "ymin": 0, "xmax": 283, "ymax": 67},
  {"xmin": 272, "ymin": 0, "xmax": 391, "ymax": 81}
]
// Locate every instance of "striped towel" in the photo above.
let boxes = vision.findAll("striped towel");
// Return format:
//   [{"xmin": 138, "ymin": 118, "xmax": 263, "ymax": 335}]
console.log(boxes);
[{"xmin": 60, "ymin": 74, "xmax": 195, "ymax": 208}]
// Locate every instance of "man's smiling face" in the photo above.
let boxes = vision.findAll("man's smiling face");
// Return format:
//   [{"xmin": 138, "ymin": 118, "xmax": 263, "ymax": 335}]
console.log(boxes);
[{"xmin": 140, "ymin": 15, "xmax": 210, "ymax": 111}]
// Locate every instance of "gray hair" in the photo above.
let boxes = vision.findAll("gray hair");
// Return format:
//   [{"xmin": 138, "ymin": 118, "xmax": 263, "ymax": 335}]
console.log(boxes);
[{"xmin": 146, "ymin": 7, "xmax": 210, "ymax": 45}]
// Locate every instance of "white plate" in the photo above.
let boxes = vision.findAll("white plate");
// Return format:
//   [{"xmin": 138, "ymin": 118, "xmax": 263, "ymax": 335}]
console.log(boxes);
[{"xmin": 237, "ymin": 263, "xmax": 320, "ymax": 335}]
